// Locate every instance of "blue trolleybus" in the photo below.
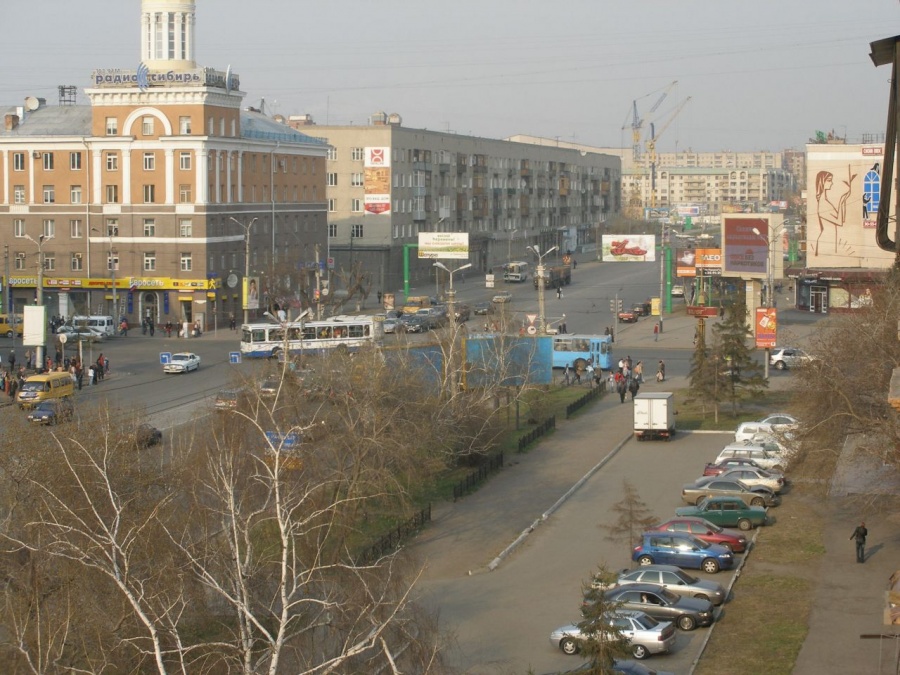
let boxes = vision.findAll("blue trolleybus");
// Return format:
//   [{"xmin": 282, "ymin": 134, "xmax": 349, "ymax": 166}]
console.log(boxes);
[{"xmin": 550, "ymin": 334, "xmax": 613, "ymax": 371}]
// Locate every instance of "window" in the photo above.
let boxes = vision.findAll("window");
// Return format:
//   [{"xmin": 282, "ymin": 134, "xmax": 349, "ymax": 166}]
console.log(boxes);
[
  {"xmin": 327, "ymin": 172, "xmax": 338, "ymax": 186},
  {"xmin": 351, "ymin": 198, "xmax": 362, "ymax": 212},
  {"xmin": 143, "ymin": 218, "xmax": 156, "ymax": 237},
  {"xmin": 105, "ymin": 117, "xmax": 118, "ymax": 136},
  {"xmin": 326, "ymin": 147, "xmax": 338, "ymax": 161},
  {"xmin": 42, "ymin": 219, "xmax": 55, "ymax": 238},
  {"xmin": 351, "ymin": 172, "xmax": 363, "ymax": 187},
  {"xmin": 43, "ymin": 186, "xmax": 55, "ymax": 204},
  {"xmin": 70, "ymin": 253, "xmax": 83, "ymax": 272},
  {"xmin": 179, "ymin": 151, "xmax": 192, "ymax": 170},
  {"xmin": 328, "ymin": 198, "xmax": 336, "ymax": 212},
  {"xmin": 142, "ymin": 117, "xmax": 154, "ymax": 136},
  {"xmin": 14, "ymin": 253, "xmax": 25, "ymax": 271},
  {"xmin": 70, "ymin": 219, "xmax": 82, "ymax": 238},
  {"xmin": 180, "ymin": 252, "xmax": 192, "ymax": 271},
  {"xmin": 328, "ymin": 223, "xmax": 337, "ymax": 238},
  {"xmin": 43, "ymin": 255, "xmax": 56, "ymax": 272},
  {"xmin": 13, "ymin": 219, "xmax": 25, "ymax": 237},
  {"xmin": 13, "ymin": 152, "xmax": 24, "ymax": 171},
  {"xmin": 179, "ymin": 219, "xmax": 192, "ymax": 237},
  {"xmin": 351, "ymin": 223, "xmax": 363, "ymax": 238},
  {"xmin": 42, "ymin": 153, "xmax": 54, "ymax": 170},
  {"xmin": 13, "ymin": 185, "xmax": 25, "ymax": 204},
  {"xmin": 106, "ymin": 153, "xmax": 118, "ymax": 171},
  {"xmin": 143, "ymin": 152, "xmax": 155, "ymax": 170},
  {"xmin": 70, "ymin": 152, "xmax": 82, "ymax": 170},
  {"xmin": 179, "ymin": 184, "xmax": 192, "ymax": 203},
  {"xmin": 351, "ymin": 147, "xmax": 364, "ymax": 161},
  {"xmin": 107, "ymin": 252, "xmax": 119, "ymax": 272},
  {"xmin": 144, "ymin": 252, "xmax": 156, "ymax": 271},
  {"xmin": 143, "ymin": 185, "xmax": 156, "ymax": 203},
  {"xmin": 105, "ymin": 219, "xmax": 119, "ymax": 237},
  {"xmin": 70, "ymin": 185, "xmax": 82, "ymax": 204},
  {"xmin": 179, "ymin": 116, "xmax": 191, "ymax": 134},
  {"xmin": 105, "ymin": 185, "xmax": 119, "ymax": 203}
]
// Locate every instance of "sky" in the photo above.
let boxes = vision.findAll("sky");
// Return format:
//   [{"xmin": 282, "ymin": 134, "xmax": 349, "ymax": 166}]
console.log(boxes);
[{"xmin": 1, "ymin": 0, "xmax": 899, "ymax": 153}]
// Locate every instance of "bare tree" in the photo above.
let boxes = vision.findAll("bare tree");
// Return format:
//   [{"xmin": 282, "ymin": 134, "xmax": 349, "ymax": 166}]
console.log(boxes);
[{"xmin": 601, "ymin": 479, "xmax": 658, "ymax": 547}]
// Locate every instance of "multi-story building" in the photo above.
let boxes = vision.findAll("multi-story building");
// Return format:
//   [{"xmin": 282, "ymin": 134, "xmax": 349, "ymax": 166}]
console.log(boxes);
[
  {"xmin": 0, "ymin": 0, "xmax": 327, "ymax": 329},
  {"xmin": 287, "ymin": 114, "xmax": 620, "ymax": 294}
]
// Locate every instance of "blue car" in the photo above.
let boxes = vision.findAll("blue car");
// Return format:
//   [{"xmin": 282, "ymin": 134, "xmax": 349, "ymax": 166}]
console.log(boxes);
[{"xmin": 632, "ymin": 532, "xmax": 733, "ymax": 574}]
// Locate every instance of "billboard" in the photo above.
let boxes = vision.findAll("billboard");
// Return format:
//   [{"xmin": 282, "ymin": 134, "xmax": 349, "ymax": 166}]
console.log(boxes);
[
  {"xmin": 675, "ymin": 248, "xmax": 697, "ymax": 277},
  {"xmin": 364, "ymin": 147, "xmax": 391, "ymax": 215},
  {"xmin": 722, "ymin": 217, "xmax": 768, "ymax": 278},
  {"xmin": 418, "ymin": 232, "xmax": 469, "ymax": 260},
  {"xmin": 755, "ymin": 307, "xmax": 777, "ymax": 348},
  {"xmin": 601, "ymin": 234, "xmax": 657, "ymax": 262},
  {"xmin": 695, "ymin": 248, "xmax": 723, "ymax": 276},
  {"xmin": 243, "ymin": 276, "xmax": 260, "ymax": 310}
]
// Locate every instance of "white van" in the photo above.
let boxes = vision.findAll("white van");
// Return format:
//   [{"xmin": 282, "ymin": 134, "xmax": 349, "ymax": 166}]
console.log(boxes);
[{"xmin": 72, "ymin": 315, "xmax": 115, "ymax": 337}]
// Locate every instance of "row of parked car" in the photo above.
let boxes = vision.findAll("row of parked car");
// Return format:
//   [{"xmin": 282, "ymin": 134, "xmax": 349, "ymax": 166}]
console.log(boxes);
[
  {"xmin": 381, "ymin": 304, "xmax": 475, "ymax": 334},
  {"xmin": 547, "ymin": 413, "xmax": 799, "ymax": 673}
]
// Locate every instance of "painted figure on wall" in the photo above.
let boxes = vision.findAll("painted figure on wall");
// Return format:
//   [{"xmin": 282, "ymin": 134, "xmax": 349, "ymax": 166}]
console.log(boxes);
[{"xmin": 815, "ymin": 167, "xmax": 856, "ymax": 255}]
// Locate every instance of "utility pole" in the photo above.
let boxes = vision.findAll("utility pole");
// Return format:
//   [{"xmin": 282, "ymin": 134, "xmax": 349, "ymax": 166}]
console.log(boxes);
[
  {"xmin": 433, "ymin": 261, "xmax": 471, "ymax": 396},
  {"xmin": 228, "ymin": 217, "xmax": 257, "ymax": 326},
  {"xmin": 315, "ymin": 242, "xmax": 322, "ymax": 320},
  {"xmin": 528, "ymin": 244, "xmax": 558, "ymax": 335}
]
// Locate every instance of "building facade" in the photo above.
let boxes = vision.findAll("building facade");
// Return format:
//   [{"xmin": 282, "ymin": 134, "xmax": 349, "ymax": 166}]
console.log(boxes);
[
  {"xmin": 287, "ymin": 115, "xmax": 621, "ymax": 295},
  {"xmin": 0, "ymin": 0, "xmax": 327, "ymax": 329}
]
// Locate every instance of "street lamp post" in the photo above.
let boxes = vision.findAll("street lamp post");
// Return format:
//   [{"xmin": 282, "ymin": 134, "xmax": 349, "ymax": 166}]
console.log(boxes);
[
  {"xmin": 229, "ymin": 217, "xmax": 258, "ymax": 326},
  {"xmin": 433, "ymin": 261, "xmax": 472, "ymax": 395},
  {"xmin": 752, "ymin": 226, "xmax": 774, "ymax": 380},
  {"xmin": 24, "ymin": 234, "xmax": 52, "ymax": 371},
  {"xmin": 507, "ymin": 228, "xmax": 518, "ymax": 267},
  {"xmin": 527, "ymin": 244, "xmax": 558, "ymax": 335}
]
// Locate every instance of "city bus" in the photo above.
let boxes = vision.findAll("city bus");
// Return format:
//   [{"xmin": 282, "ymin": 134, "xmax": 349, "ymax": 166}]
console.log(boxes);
[
  {"xmin": 503, "ymin": 261, "xmax": 530, "ymax": 283},
  {"xmin": 240, "ymin": 315, "xmax": 383, "ymax": 358},
  {"xmin": 550, "ymin": 334, "xmax": 613, "ymax": 372}
]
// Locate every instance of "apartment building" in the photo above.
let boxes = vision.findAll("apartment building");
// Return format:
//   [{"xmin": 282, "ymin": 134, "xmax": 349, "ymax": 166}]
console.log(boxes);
[
  {"xmin": 0, "ymin": 0, "xmax": 327, "ymax": 328},
  {"xmin": 287, "ymin": 114, "xmax": 621, "ymax": 294}
]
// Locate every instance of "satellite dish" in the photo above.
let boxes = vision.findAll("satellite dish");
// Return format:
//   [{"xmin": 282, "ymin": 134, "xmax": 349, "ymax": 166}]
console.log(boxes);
[{"xmin": 25, "ymin": 96, "xmax": 40, "ymax": 111}]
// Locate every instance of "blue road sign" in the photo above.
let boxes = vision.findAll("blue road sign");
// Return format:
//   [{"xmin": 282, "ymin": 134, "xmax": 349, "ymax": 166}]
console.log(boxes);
[
  {"xmin": 160, "ymin": 352, "xmax": 172, "ymax": 365},
  {"xmin": 265, "ymin": 431, "xmax": 301, "ymax": 448},
  {"xmin": 229, "ymin": 351, "xmax": 241, "ymax": 364}
]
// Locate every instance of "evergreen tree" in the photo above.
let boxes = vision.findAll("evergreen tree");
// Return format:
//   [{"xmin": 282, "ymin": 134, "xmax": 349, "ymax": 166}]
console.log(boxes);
[
  {"xmin": 688, "ymin": 320, "xmax": 720, "ymax": 418},
  {"xmin": 577, "ymin": 563, "xmax": 631, "ymax": 672},
  {"xmin": 710, "ymin": 296, "xmax": 767, "ymax": 416},
  {"xmin": 601, "ymin": 479, "xmax": 658, "ymax": 546}
]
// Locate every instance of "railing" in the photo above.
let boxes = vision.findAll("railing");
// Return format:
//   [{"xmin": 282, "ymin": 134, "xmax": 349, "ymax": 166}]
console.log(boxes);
[
  {"xmin": 452, "ymin": 452, "xmax": 504, "ymax": 501},
  {"xmin": 357, "ymin": 505, "xmax": 432, "ymax": 565},
  {"xmin": 566, "ymin": 386, "xmax": 603, "ymax": 418},
  {"xmin": 517, "ymin": 416, "xmax": 556, "ymax": 453}
]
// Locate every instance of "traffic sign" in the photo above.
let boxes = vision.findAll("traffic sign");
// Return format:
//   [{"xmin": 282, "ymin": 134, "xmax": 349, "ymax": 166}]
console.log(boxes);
[
  {"xmin": 229, "ymin": 351, "xmax": 241, "ymax": 364},
  {"xmin": 526, "ymin": 314, "xmax": 537, "ymax": 324},
  {"xmin": 526, "ymin": 325, "xmax": 537, "ymax": 335},
  {"xmin": 265, "ymin": 431, "xmax": 301, "ymax": 449},
  {"xmin": 160, "ymin": 352, "xmax": 172, "ymax": 365}
]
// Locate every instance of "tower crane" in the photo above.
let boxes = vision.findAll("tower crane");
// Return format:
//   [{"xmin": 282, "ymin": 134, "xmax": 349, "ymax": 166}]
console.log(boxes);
[
  {"xmin": 623, "ymin": 80, "xmax": 678, "ymax": 163},
  {"xmin": 647, "ymin": 96, "xmax": 691, "ymax": 208}
]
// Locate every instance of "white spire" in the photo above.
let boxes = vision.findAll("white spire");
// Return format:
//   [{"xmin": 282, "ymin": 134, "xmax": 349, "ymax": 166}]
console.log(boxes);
[{"xmin": 140, "ymin": 0, "xmax": 196, "ymax": 70}]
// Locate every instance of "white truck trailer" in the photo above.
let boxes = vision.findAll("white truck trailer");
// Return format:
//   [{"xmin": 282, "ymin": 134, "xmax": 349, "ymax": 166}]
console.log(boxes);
[{"xmin": 633, "ymin": 392, "xmax": 675, "ymax": 441}]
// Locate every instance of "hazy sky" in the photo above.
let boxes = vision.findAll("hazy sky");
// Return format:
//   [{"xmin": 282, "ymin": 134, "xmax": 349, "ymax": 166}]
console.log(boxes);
[{"xmin": 2, "ymin": 0, "xmax": 898, "ymax": 153}]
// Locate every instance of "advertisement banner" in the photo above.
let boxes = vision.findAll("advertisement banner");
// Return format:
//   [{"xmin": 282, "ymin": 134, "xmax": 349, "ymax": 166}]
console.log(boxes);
[
  {"xmin": 755, "ymin": 307, "xmax": 777, "ymax": 348},
  {"xmin": 601, "ymin": 234, "xmax": 657, "ymax": 262},
  {"xmin": 243, "ymin": 276, "xmax": 260, "ymax": 311},
  {"xmin": 675, "ymin": 248, "xmax": 697, "ymax": 277},
  {"xmin": 695, "ymin": 248, "xmax": 723, "ymax": 276},
  {"xmin": 364, "ymin": 148, "xmax": 392, "ymax": 215},
  {"xmin": 418, "ymin": 233, "xmax": 470, "ymax": 260},
  {"xmin": 723, "ymin": 218, "xmax": 768, "ymax": 278}
]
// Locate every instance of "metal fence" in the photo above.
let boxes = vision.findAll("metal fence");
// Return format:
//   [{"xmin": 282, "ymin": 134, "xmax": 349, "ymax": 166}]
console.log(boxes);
[
  {"xmin": 517, "ymin": 415, "xmax": 556, "ymax": 452},
  {"xmin": 452, "ymin": 452, "xmax": 505, "ymax": 501},
  {"xmin": 566, "ymin": 386, "xmax": 603, "ymax": 418},
  {"xmin": 357, "ymin": 504, "xmax": 432, "ymax": 565}
]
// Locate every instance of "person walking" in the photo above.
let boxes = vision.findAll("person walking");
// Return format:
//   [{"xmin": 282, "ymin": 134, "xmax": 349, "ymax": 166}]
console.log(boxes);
[
  {"xmin": 229, "ymin": 313, "xmax": 236, "ymax": 331},
  {"xmin": 616, "ymin": 374, "xmax": 628, "ymax": 404},
  {"xmin": 25, "ymin": 349, "xmax": 32, "ymax": 370},
  {"xmin": 629, "ymin": 376, "xmax": 640, "ymax": 400},
  {"xmin": 8, "ymin": 349, "xmax": 15, "ymax": 372},
  {"xmin": 564, "ymin": 363, "xmax": 571, "ymax": 386},
  {"xmin": 657, "ymin": 360, "xmax": 666, "ymax": 382},
  {"xmin": 634, "ymin": 361, "xmax": 644, "ymax": 384},
  {"xmin": 653, "ymin": 322, "xmax": 659, "ymax": 341},
  {"xmin": 556, "ymin": 286, "xmax": 562, "ymax": 300},
  {"xmin": 850, "ymin": 521, "xmax": 868, "ymax": 563}
]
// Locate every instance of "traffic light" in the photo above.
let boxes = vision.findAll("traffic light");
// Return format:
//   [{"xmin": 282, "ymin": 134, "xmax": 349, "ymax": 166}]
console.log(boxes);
[{"xmin": 610, "ymin": 298, "xmax": 623, "ymax": 312}]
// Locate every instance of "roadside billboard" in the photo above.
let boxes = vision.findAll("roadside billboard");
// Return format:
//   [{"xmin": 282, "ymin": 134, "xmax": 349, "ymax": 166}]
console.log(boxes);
[
  {"xmin": 364, "ymin": 147, "xmax": 391, "ymax": 215},
  {"xmin": 675, "ymin": 248, "xmax": 697, "ymax": 277},
  {"xmin": 755, "ymin": 307, "xmax": 777, "ymax": 348},
  {"xmin": 418, "ymin": 232, "xmax": 469, "ymax": 260},
  {"xmin": 601, "ymin": 234, "xmax": 657, "ymax": 262},
  {"xmin": 695, "ymin": 248, "xmax": 723, "ymax": 276},
  {"xmin": 722, "ymin": 217, "xmax": 768, "ymax": 278}
]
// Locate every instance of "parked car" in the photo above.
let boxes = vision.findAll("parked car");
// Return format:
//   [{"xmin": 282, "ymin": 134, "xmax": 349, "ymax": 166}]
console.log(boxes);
[
  {"xmin": 718, "ymin": 467, "xmax": 785, "ymax": 493},
  {"xmin": 163, "ymin": 352, "xmax": 200, "ymax": 373},
  {"xmin": 680, "ymin": 477, "xmax": 780, "ymax": 507},
  {"xmin": 671, "ymin": 284, "xmax": 685, "ymax": 298},
  {"xmin": 632, "ymin": 301, "xmax": 652, "ymax": 317},
  {"xmin": 549, "ymin": 610, "xmax": 676, "ymax": 660},
  {"xmin": 135, "ymin": 423, "xmax": 163, "ymax": 447},
  {"xmin": 259, "ymin": 377, "xmax": 280, "ymax": 397},
  {"xmin": 597, "ymin": 565, "xmax": 727, "ymax": 605},
  {"xmin": 56, "ymin": 325, "xmax": 106, "ymax": 342},
  {"xmin": 758, "ymin": 413, "xmax": 799, "ymax": 430},
  {"xmin": 398, "ymin": 315, "xmax": 430, "ymax": 333},
  {"xmin": 632, "ymin": 533, "xmax": 734, "ymax": 574},
  {"xmin": 538, "ymin": 660, "xmax": 676, "ymax": 675},
  {"xmin": 473, "ymin": 301, "xmax": 494, "ymax": 315},
  {"xmin": 26, "ymin": 398, "xmax": 74, "ymax": 425},
  {"xmin": 714, "ymin": 444, "xmax": 785, "ymax": 472},
  {"xmin": 382, "ymin": 318, "xmax": 400, "ymax": 334},
  {"xmin": 215, "ymin": 388, "xmax": 243, "ymax": 410},
  {"xmin": 769, "ymin": 347, "xmax": 816, "ymax": 370},
  {"xmin": 453, "ymin": 303, "xmax": 471, "ymax": 322},
  {"xmin": 734, "ymin": 421, "xmax": 776, "ymax": 444},
  {"xmin": 599, "ymin": 584, "xmax": 715, "ymax": 631},
  {"xmin": 650, "ymin": 517, "xmax": 748, "ymax": 553},
  {"xmin": 676, "ymin": 496, "xmax": 768, "ymax": 531},
  {"xmin": 703, "ymin": 456, "xmax": 771, "ymax": 477},
  {"xmin": 492, "ymin": 291, "xmax": 513, "ymax": 303}
]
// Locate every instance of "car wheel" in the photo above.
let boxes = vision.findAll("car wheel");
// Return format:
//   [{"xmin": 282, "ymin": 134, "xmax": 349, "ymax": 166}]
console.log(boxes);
[
  {"xmin": 737, "ymin": 518, "xmax": 753, "ymax": 531},
  {"xmin": 677, "ymin": 615, "xmax": 697, "ymax": 631},
  {"xmin": 694, "ymin": 593, "xmax": 710, "ymax": 602},
  {"xmin": 632, "ymin": 644, "xmax": 649, "ymax": 660},
  {"xmin": 750, "ymin": 496, "xmax": 765, "ymax": 507},
  {"xmin": 701, "ymin": 558, "xmax": 720, "ymax": 574},
  {"xmin": 637, "ymin": 555, "xmax": 653, "ymax": 566},
  {"xmin": 774, "ymin": 360, "xmax": 787, "ymax": 370},
  {"xmin": 560, "ymin": 638, "xmax": 579, "ymax": 655},
  {"xmin": 5, "ymin": 330, "xmax": 12, "ymax": 338}
]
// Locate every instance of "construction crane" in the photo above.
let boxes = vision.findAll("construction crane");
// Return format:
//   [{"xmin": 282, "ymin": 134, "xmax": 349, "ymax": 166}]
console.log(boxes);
[
  {"xmin": 647, "ymin": 96, "xmax": 692, "ymax": 208},
  {"xmin": 623, "ymin": 80, "xmax": 678, "ymax": 163}
]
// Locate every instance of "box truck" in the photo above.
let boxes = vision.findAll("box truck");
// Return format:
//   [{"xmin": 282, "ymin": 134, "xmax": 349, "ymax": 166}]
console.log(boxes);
[{"xmin": 633, "ymin": 392, "xmax": 675, "ymax": 441}]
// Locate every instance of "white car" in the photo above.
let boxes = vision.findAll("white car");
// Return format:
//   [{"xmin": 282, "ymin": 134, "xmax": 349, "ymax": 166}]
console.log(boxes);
[
  {"xmin": 714, "ymin": 443, "xmax": 785, "ymax": 472},
  {"xmin": 671, "ymin": 284, "xmax": 685, "ymax": 297},
  {"xmin": 492, "ymin": 291, "xmax": 512, "ymax": 303},
  {"xmin": 734, "ymin": 422, "xmax": 774, "ymax": 444},
  {"xmin": 758, "ymin": 413, "xmax": 799, "ymax": 431},
  {"xmin": 163, "ymin": 352, "xmax": 201, "ymax": 373}
]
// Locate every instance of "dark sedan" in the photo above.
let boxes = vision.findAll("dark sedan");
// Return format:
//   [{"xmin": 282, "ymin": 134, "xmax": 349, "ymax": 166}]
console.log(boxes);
[
  {"xmin": 703, "ymin": 456, "xmax": 770, "ymax": 477},
  {"xmin": 473, "ymin": 301, "xmax": 494, "ymax": 315},
  {"xmin": 599, "ymin": 583, "xmax": 715, "ymax": 631},
  {"xmin": 136, "ymin": 423, "xmax": 163, "ymax": 448},
  {"xmin": 26, "ymin": 398, "xmax": 74, "ymax": 425}
]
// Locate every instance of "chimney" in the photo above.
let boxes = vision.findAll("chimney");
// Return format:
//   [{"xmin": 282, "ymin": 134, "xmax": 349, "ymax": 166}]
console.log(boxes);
[{"xmin": 4, "ymin": 114, "xmax": 19, "ymax": 131}]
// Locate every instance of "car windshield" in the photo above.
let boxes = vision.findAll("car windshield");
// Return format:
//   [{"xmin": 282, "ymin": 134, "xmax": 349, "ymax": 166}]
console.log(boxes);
[
  {"xmin": 686, "ymin": 535, "xmax": 709, "ymax": 549},
  {"xmin": 173, "ymin": 355, "xmax": 190, "ymax": 362},
  {"xmin": 658, "ymin": 588, "xmax": 679, "ymax": 603},
  {"xmin": 735, "ymin": 480, "xmax": 752, "ymax": 490},
  {"xmin": 632, "ymin": 613, "xmax": 660, "ymax": 630}
]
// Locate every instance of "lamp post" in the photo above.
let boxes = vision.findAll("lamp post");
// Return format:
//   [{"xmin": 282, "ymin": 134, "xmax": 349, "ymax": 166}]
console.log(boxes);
[
  {"xmin": 229, "ymin": 217, "xmax": 258, "ymax": 325},
  {"xmin": 91, "ymin": 227, "xmax": 117, "ymax": 321},
  {"xmin": 507, "ymin": 228, "xmax": 518, "ymax": 267},
  {"xmin": 527, "ymin": 244, "xmax": 558, "ymax": 335},
  {"xmin": 24, "ymin": 234, "xmax": 52, "ymax": 371},
  {"xmin": 433, "ymin": 261, "xmax": 471, "ymax": 395},
  {"xmin": 752, "ymin": 226, "xmax": 774, "ymax": 380},
  {"xmin": 658, "ymin": 224, "xmax": 669, "ymax": 334}
]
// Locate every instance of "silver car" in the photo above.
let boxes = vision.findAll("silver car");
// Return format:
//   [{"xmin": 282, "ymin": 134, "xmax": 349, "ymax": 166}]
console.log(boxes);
[
  {"xmin": 769, "ymin": 347, "xmax": 815, "ymax": 370},
  {"xmin": 718, "ymin": 467, "xmax": 785, "ymax": 493},
  {"xmin": 549, "ymin": 610, "xmax": 676, "ymax": 660},
  {"xmin": 602, "ymin": 564, "xmax": 727, "ymax": 606}
]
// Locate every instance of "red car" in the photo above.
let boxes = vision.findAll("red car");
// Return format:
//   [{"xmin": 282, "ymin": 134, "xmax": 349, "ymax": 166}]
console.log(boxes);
[
  {"xmin": 704, "ymin": 457, "xmax": 770, "ymax": 477},
  {"xmin": 651, "ymin": 517, "xmax": 748, "ymax": 553}
]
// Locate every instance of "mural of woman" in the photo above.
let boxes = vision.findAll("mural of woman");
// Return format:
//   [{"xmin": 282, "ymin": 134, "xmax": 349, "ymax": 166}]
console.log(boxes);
[{"xmin": 814, "ymin": 167, "xmax": 856, "ymax": 255}]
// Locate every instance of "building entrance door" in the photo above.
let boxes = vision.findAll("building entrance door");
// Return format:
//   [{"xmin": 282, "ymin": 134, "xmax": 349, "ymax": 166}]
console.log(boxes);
[{"xmin": 810, "ymin": 286, "xmax": 828, "ymax": 314}]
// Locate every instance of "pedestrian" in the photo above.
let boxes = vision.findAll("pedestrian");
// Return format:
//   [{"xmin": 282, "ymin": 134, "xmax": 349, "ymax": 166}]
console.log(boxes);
[
  {"xmin": 617, "ymin": 358, "xmax": 624, "ymax": 375},
  {"xmin": 88, "ymin": 365, "xmax": 95, "ymax": 386},
  {"xmin": 229, "ymin": 313, "xmax": 236, "ymax": 331},
  {"xmin": 8, "ymin": 376, "xmax": 17, "ymax": 399},
  {"xmin": 149, "ymin": 320, "xmax": 155, "ymax": 336},
  {"xmin": 617, "ymin": 375, "xmax": 628, "ymax": 404},
  {"xmin": 653, "ymin": 322, "xmax": 659, "ymax": 341},
  {"xmin": 634, "ymin": 361, "xmax": 644, "ymax": 384},
  {"xmin": 564, "ymin": 363, "xmax": 571, "ymax": 386},
  {"xmin": 573, "ymin": 366, "xmax": 582, "ymax": 385},
  {"xmin": 556, "ymin": 286, "xmax": 562, "ymax": 300},
  {"xmin": 104, "ymin": 356, "xmax": 109, "ymax": 374},
  {"xmin": 850, "ymin": 521, "xmax": 868, "ymax": 563},
  {"xmin": 8, "ymin": 350, "xmax": 15, "ymax": 371},
  {"xmin": 75, "ymin": 364, "xmax": 83, "ymax": 390},
  {"xmin": 25, "ymin": 349, "xmax": 31, "ymax": 370},
  {"xmin": 629, "ymin": 376, "xmax": 640, "ymax": 400},
  {"xmin": 560, "ymin": 320, "xmax": 567, "ymax": 334},
  {"xmin": 573, "ymin": 259, "xmax": 577, "ymax": 269},
  {"xmin": 96, "ymin": 355, "xmax": 105, "ymax": 381},
  {"xmin": 377, "ymin": 291, "xmax": 383, "ymax": 305},
  {"xmin": 657, "ymin": 360, "xmax": 666, "ymax": 382}
]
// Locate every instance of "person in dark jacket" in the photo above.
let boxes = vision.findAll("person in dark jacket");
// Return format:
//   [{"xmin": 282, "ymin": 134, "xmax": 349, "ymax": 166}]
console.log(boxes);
[
  {"xmin": 617, "ymin": 376, "xmax": 628, "ymax": 404},
  {"xmin": 850, "ymin": 522, "xmax": 868, "ymax": 563}
]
